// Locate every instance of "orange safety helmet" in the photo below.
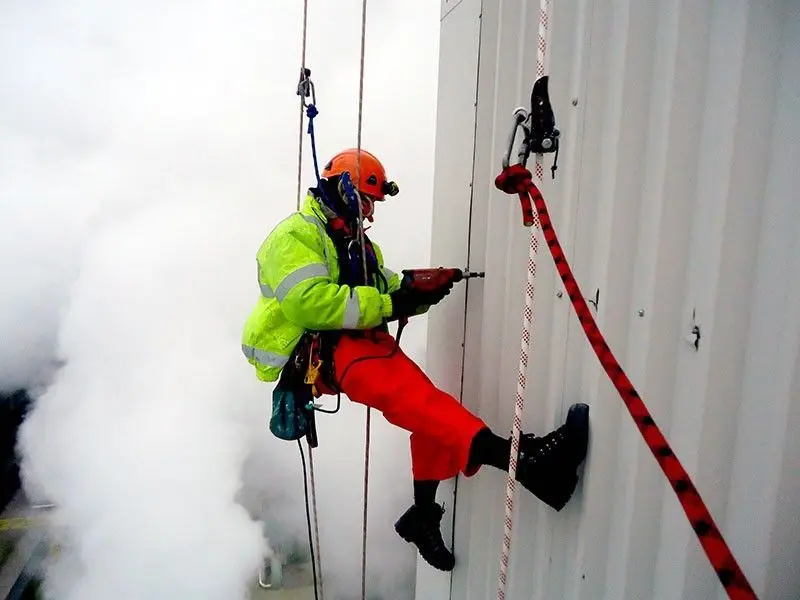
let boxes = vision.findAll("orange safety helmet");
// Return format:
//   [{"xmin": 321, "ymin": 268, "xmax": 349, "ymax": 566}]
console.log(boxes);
[{"xmin": 321, "ymin": 148, "xmax": 399, "ymax": 201}]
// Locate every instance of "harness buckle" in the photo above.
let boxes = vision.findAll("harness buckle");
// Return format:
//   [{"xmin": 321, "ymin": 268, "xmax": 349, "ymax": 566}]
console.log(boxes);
[{"xmin": 303, "ymin": 333, "xmax": 324, "ymax": 395}]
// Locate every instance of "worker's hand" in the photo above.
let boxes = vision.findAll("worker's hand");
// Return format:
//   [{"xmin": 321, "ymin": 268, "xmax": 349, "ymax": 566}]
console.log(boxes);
[
  {"xmin": 388, "ymin": 288, "xmax": 421, "ymax": 321},
  {"xmin": 388, "ymin": 286, "xmax": 445, "ymax": 321},
  {"xmin": 424, "ymin": 280, "xmax": 453, "ymax": 305}
]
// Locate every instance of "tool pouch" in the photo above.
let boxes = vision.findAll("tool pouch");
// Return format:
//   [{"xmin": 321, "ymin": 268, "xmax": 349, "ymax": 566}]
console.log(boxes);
[
  {"xmin": 268, "ymin": 336, "xmax": 315, "ymax": 442},
  {"xmin": 269, "ymin": 382, "xmax": 312, "ymax": 441}
]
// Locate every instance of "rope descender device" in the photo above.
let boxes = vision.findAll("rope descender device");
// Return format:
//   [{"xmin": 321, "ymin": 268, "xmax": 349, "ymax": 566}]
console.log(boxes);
[
  {"xmin": 501, "ymin": 75, "xmax": 560, "ymax": 171},
  {"xmin": 497, "ymin": 76, "xmax": 561, "ymax": 227}
]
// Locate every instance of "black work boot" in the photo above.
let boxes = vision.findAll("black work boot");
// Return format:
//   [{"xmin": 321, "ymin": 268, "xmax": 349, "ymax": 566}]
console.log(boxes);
[
  {"xmin": 394, "ymin": 503, "xmax": 455, "ymax": 571},
  {"xmin": 515, "ymin": 403, "xmax": 590, "ymax": 511}
]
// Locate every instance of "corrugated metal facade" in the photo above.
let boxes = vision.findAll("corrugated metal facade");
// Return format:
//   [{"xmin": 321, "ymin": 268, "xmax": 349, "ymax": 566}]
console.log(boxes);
[{"xmin": 422, "ymin": 1, "xmax": 800, "ymax": 599}]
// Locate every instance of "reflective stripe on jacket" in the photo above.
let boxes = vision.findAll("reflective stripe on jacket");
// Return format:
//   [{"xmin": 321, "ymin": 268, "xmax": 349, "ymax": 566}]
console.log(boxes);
[{"xmin": 241, "ymin": 192, "xmax": 401, "ymax": 382}]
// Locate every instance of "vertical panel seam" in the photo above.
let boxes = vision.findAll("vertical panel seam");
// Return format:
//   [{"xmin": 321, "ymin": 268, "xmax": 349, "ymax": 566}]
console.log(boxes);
[{"xmin": 452, "ymin": 2, "xmax": 485, "ymax": 599}]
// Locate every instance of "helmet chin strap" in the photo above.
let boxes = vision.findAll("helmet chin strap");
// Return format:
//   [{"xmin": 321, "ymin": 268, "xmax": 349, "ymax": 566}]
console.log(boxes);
[{"xmin": 361, "ymin": 197, "xmax": 375, "ymax": 222}]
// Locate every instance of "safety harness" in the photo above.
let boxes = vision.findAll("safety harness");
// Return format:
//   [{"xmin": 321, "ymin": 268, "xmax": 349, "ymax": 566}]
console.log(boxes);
[{"xmin": 268, "ymin": 162, "xmax": 398, "ymax": 446}]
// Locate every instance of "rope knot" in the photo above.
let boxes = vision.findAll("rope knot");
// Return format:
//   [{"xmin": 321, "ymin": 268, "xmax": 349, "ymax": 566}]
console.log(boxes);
[
  {"xmin": 494, "ymin": 164, "xmax": 533, "ymax": 195},
  {"xmin": 494, "ymin": 164, "xmax": 537, "ymax": 227},
  {"xmin": 306, "ymin": 104, "xmax": 319, "ymax": 119}
]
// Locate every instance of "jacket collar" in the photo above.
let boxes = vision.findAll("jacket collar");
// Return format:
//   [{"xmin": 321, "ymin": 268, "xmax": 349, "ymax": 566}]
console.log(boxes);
[
  {"xmin": 301, "ymin": 189, "xmax": 364, "ymax": 240},
  {"xmin": 300, "ymin": 193, "xmax": 326, "ymax": 222}
]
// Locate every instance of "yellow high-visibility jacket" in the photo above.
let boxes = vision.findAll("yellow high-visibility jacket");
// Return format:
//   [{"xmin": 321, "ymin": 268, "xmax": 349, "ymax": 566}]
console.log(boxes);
[{"xmin": 241, "ymin": 192, "xmax": 402, "ymax": 382}]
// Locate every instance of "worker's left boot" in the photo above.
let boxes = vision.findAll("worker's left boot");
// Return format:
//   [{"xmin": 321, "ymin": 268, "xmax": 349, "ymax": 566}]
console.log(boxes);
[
  {"xmin": 394, "ymin": 502, "xmax": 455, "ymax": 572},
  {"xmin": 515, "ymin": 402, "xmax": 590, "ymax": 511}
]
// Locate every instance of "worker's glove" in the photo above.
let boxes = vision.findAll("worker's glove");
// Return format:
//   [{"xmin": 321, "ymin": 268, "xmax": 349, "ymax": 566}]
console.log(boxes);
[
  {"xmin": 388, "ymin": 286, "xmax": 448, "ymax": 321},
  {"xmin": 388, "ymin": 288, "xmax": 422, "ymax": 321},
  {"xmin": 423, "ymin": 280, "xmax": 454, "ymax": 305}
]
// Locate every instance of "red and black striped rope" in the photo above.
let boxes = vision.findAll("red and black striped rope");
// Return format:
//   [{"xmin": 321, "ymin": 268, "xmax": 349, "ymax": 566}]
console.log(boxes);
[{"xmin": 494, "ymin": 163, "xmax": 759, "ymax": 600}]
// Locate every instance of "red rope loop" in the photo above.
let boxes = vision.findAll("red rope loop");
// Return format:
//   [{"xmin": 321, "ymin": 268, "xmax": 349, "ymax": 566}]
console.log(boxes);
[{"xmin": 495, "ymin": 164, "xmax": 537, "ymax": 227}]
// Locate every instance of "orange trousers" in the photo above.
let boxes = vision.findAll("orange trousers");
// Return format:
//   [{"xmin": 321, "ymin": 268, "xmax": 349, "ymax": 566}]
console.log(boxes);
[{"xmin": 316, "ymin": 331, "xmax": 487, "ymax": 481}]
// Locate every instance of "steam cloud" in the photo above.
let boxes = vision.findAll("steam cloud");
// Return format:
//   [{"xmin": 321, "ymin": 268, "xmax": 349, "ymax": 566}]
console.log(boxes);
[{"xmin": 2, "ymin": 1, "xmax": 440, "ymax": 599}]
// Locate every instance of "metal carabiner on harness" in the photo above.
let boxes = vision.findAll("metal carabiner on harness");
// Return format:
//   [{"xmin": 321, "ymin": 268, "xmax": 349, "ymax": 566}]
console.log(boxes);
[{"xmin": 338, "ymin": 171, "xmax": 363, "ymax": 220}]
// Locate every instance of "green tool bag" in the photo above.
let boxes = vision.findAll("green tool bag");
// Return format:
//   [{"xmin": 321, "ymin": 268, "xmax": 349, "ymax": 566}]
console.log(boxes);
[
  {"xmin": 268, "ymin": 335, "xmax": 316, "ymax": 442},
  {"xmin": 269, "ymin": 383, "xmax": 313, "ymax": 441}
]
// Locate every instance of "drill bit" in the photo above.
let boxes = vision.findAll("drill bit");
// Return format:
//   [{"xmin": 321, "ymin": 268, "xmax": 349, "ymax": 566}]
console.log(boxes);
[{"xmin": 461, "ymin": 270, "xmax": 486, "ymax": 279}]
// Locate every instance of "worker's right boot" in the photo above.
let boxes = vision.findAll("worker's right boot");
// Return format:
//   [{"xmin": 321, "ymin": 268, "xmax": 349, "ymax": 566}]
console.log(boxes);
[
  {"xmin": 394, "ymin": 502, "xmax": 455, "ymax": 572},
  {"xmin": 515, "ymin": 403, "xmax": 590, "ymax": 511}
]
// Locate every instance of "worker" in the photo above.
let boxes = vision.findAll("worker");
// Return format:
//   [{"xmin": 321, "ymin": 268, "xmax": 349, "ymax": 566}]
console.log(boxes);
[{"xmin": 241, "ymin": 148, "xmax": 590, "ymax": 572}]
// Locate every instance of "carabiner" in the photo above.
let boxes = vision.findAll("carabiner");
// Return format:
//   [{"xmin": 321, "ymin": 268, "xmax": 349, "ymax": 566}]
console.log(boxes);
[
  {"xmin": 338, "ymin": 171, "xmax": 363, "ymax": 217},
  {"xmin": 501, "ymin": 107, "xmax": 530, "ymax": 169},
  {"xmin": 297, "ymin": 67, "xmax": 317, "ymax": 108}
]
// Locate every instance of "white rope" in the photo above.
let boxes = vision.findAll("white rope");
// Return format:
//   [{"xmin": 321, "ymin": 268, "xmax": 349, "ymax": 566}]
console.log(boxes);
[
  {"xmin": 495, "ymin": 1, "xmax": 550, "ymax": 598},
  {"xmin": 353, "ymin": 2, "xmax": 371, "ymax": 600},
  {"xmin": 296, "ymin": 0, "xmax": 309, "ymax": 211},
  {"xmin": 295, "ymin": 2, "xmax": 324, "ymax": 597}
]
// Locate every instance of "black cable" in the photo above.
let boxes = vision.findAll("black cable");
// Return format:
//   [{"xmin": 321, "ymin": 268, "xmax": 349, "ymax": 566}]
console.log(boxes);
[
  {"xmin": 297, "ymin": 439, "xmax": 320, "ymax": 600},
  {"xmin": 311, "ymin": 319, "xmax": 406, "ymax": 415}
]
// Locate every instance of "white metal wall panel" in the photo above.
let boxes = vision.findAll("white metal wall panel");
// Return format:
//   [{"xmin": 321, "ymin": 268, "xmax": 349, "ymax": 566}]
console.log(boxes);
[
  {"xmin": 423, "ymin": 1, "xmax": 800, "ymax": 599},
  {"xmin": 419, "ymin": 1, "xmax": 483, "ymax": 598}
]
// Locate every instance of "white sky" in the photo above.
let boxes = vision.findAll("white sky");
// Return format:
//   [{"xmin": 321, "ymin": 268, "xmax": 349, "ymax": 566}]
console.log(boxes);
[{"xmin": 1, "ymin": 1, "xmax": 441, "ymax": 598}]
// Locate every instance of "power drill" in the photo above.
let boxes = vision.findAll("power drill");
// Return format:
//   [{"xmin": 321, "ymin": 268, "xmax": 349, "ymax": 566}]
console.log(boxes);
[{"xmin": 400, "ymin": 267, "xmax": 486, "ymax": 293}]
